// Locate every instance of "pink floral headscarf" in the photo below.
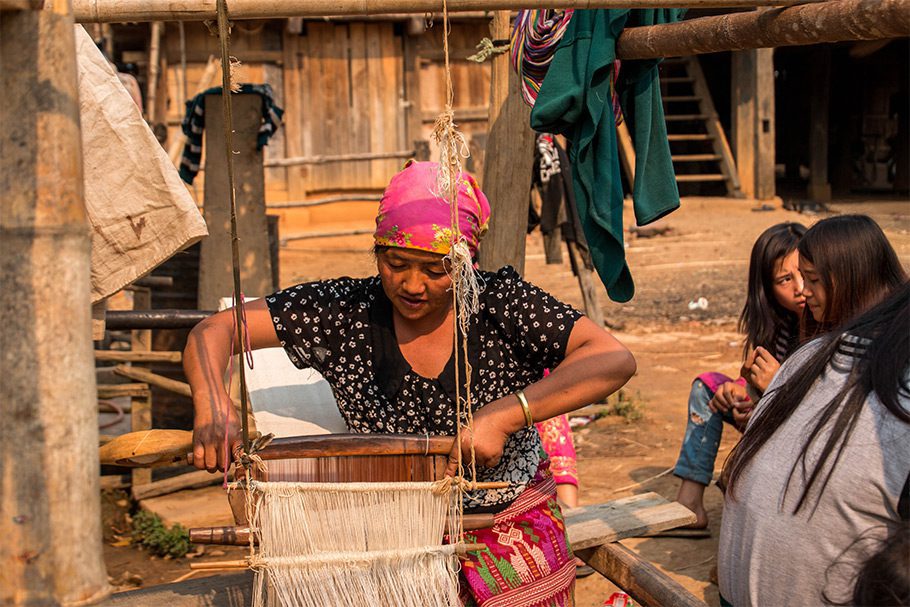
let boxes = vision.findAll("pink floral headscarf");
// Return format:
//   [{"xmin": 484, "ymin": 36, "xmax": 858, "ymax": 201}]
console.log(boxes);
[{"xmin": 373, "ymin": 161, "xmax": 491, "ymax": 258}]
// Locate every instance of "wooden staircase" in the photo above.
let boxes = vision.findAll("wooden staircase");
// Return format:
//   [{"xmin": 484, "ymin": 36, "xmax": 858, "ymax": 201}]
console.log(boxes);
[{"xmin": 660, "ymin": 56, "xmax": 743, "ymax": 197}]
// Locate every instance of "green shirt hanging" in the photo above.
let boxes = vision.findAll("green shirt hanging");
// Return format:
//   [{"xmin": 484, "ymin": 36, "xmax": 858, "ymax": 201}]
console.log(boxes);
[{"xmin": 531, "ymin": 9, "xmax": 685, "ymax": 303}]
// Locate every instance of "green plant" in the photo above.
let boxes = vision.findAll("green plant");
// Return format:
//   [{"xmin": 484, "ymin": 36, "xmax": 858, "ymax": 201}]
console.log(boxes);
[
  {"xmin": 602, "ymin": 389, "xmax": 645, "ymax": 423},
  {"xmin": 130, "ymin": 510, "xmax": 190, "ymax": 558}
]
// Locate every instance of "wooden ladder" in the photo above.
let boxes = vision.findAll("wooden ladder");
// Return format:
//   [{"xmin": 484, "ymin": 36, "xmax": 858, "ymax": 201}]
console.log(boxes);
[{"xmin": 660, "ymin": 56, "xmax": 743, "ymax": 197}]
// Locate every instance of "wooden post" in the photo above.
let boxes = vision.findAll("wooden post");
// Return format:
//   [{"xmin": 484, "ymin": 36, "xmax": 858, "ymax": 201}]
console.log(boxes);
[
  {"xmin": 807, "ymin": 45, "xmax": 831, "ymax": 203},
  {"xmin": 129, "ymin": 287, "xmax": 153, "ymax": 490},
  {"xmin": 0, "ymin": 0, "xmax": 110, "ymax": 603},
  {"xmin": 732, "ymin": 47, "xmax": 775, "ymax": 200},
  {"xmin": 146, "ymin": 21, "xmax": 163, "ymax": 124},
  {"xmin": 478, "ymin": 11, "xmax": 536, "ymax": 274},
  {"xmin": 198, "ymin": 92, "xmax": 274, "ymax": 309}
]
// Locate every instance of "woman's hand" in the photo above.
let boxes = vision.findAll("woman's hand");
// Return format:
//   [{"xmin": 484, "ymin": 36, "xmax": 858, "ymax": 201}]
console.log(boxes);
[
  {"xmin": 742, "ymin": 346, "xmax": 781, "ymax": 393},
  {"xmin": 443, "ymin": 397, "xmax": 522, "ymax": 477},
  {"xmin": 709, "ymin": 381, "xmax": 750, "ymax": 414},
  {"xmin": 192, "ymin": 391, "xmax": 242, "ymax": 472}
]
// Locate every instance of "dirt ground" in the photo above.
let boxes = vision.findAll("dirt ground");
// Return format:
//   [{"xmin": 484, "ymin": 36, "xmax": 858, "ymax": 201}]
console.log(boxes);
[{"xmin": 102, "ymin": 195, "xmax": 910, "ymax": 603}]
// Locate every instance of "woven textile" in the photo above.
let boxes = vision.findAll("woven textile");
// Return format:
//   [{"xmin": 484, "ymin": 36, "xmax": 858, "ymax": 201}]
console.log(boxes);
[{"xmin": 459, "ymin": 461, "xmax": 575, "ymax": 607}]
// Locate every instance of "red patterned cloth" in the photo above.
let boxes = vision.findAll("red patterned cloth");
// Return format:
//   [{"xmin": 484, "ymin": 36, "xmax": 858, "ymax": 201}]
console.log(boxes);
[
  {"xmin": 536, "ymin": 415, "xmax": 579, "ymax": 487},
  {"xmin": 459, "ymin": 462, "xmax": 575, "ymax": 606}
]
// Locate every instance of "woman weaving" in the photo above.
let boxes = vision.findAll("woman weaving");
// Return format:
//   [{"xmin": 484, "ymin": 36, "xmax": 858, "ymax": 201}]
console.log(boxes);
[{"xmin": 185, "ymin": 161, "xmax": 636, "ymax": 606}]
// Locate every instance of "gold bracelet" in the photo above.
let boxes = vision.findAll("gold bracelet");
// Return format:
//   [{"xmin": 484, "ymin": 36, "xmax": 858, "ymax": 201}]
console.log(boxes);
[{"xmin": 515, "ymin": 390, "xmax": 533, "ymax": 428}]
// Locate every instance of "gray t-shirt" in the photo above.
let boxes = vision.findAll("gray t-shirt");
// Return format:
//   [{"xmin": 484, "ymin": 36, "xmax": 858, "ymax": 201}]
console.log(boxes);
[{"xmin": 718, "ymin": 337, "xmax": 910, "ymax": 606}]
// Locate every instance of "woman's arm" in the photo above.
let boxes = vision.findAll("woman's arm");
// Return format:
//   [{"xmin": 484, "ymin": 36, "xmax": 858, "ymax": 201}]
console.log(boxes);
[
  {"xmin": 446, "ymin": 316, "xmax": 636, "ymax": 474},
  {"xmin": 183, "ymin": 299, "xmax": 280, "ymax": 472}
]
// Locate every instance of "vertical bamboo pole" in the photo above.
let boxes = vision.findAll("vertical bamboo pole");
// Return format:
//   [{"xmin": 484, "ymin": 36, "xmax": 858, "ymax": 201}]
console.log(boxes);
[
  {"xmin": 146, "ymin": 21, "xmax": 163, "ymax": 123},
  {"xmin": 0, "ymin": 0, "xmax": 110, "ymax": 604}
]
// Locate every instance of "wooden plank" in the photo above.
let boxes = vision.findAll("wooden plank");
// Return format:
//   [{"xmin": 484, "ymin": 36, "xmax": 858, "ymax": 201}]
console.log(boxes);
[
  {"xmin": 130, "ymin": 391, "xmax": 153, "ymax": 490},
  {"xmin": 103, "ymin": 572, "xmax": 253, "ymax": 607},
  {"xmin": 98, "ymin": 383, "xmax": 151, "ymax": 399},
  {"xmin": 140, "ymin": 485, "xmax": 235, "ymax": 530},
  {"xmin": 132, "ymin": 470, "xmax": 222, "ymax": 501},
  {"xmin": 616, "ymin": 119, "xmax": 636, "ymax": 185},
  {"xmin": 676, "ymin": 173, "xmax": 726, "ymax": 182},
  {"xmin": 281, "ymin": 30, "xmax": 306, "ymax": 201},
  {"xmin": 402, "ymin": 28, "xmax": 424, "ymax": 152},
  {"xmin": 755, "ymin": 47, "xmax": 775, "ymax": 200},
  {"xmin": 566, "ymin": 241, "xmax": 605, "ymax": 328},
  {"xmin": 113, "ymin": 365, "xmax": 192, "ymax": 398},
  {"xmin": 95, "ymin": 350, "xmax": 182, "ymax": 363},
  {"xmin": 198, "ymin": 92, "xmax": 273, "ymax": 308},
  {"xmin": 671, "ymin": 154, "xmax": 722, "ymax": 162},
  {"xmin": 577, "ymin": 543, "xmax": 709, "ymax": 607},
  {"xmin": 668, "ymin": 133, "xmax": 712, "ymax": 141},
  {"xmin": 564, "ymin": 492, "xmax": 696, "ymax": 551}
]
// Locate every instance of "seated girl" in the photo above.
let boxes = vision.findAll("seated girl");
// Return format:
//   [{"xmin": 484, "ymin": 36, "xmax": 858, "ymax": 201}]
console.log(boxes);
[{"xmin": 673, "ymin": 222, "xmax": 806, "ymax": 529}]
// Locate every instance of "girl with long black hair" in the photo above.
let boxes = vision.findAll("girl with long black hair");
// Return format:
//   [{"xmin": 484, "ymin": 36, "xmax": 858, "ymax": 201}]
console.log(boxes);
[
  {"xmin": 718, "ymin": 278, "xmax": 909, "ymax": 605},
  {"xmin": 673, "ymin": 222, "xmax": 806, "ymax": 529}
]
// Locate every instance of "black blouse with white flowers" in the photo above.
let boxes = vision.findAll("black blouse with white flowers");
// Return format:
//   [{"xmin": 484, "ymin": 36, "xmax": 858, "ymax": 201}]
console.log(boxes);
[{"xmin": 265, "ymin": 266, "xmax": 582, "ymax": 510}]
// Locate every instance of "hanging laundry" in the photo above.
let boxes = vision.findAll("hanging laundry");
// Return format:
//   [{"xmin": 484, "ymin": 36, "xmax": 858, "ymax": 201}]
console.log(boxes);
[
  {"xmin": 179, "ymin": 83, "xmax": 284, "ymax": 184},
  {"xmin": 510, "ymin": 10, "xmax": 575, "ymax": 106},
  {"xmin": 530, "ymin": 9, "xmax": 685, "ymax": 303},
  {"xmin": 74, "ymin": 26, "xmax": 208, "ymax": 303},
  {"xmin": 532, "ymin": 134, "xmax": 592, "ymax": 270}
]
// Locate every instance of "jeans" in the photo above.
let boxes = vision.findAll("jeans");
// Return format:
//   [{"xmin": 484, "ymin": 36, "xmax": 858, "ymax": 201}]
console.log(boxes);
[{"xmin": 674, "ymin": 379, "xmax": 736, "ymax": 486}]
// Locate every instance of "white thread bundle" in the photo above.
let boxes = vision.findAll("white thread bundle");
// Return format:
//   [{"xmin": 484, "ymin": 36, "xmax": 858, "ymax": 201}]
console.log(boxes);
[{"xmin": 246, "ymin": 480, "xmax": 461, "ymax": 607}]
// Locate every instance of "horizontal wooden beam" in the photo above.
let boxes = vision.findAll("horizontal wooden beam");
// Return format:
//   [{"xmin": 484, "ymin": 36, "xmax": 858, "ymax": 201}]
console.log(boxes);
[
  {"xmin": 268, "ymin": 194, "xmax": 382, "ymax": 209},
  {"xmin": 576, "ymin": 542, "xmax": 708, "ymax": 607},
  {"xmin": 0, "ymin": 0, "xmax": 42, "ymax": 10},
  {"xmin": 73, "ymin": 0, "xmax": 823, "ymax": 23},
  {"xmin": 95, "ymin": 350, "xmax": 182, "ymax": 363},
  {"xmin": 263, "ymin": 149, "xmax": 414, "ymax": 168},
  {"xmin": 617, "ymin": 0, "xmax": 910, "ymax": 60}
]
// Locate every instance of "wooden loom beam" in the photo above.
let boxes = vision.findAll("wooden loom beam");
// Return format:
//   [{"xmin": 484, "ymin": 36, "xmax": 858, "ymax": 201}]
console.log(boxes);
[{"xmin": 73, "ymin": 0, "xmax": 825, "ymax": 22}]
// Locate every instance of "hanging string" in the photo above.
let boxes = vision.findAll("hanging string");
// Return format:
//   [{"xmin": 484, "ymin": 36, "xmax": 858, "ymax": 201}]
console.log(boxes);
[{"xmin": 214, "ymin": 0, "xmax": 252, "ymax": 465}]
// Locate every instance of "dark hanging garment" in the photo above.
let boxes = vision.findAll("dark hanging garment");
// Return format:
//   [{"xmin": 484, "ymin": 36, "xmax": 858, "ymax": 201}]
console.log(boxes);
[{"xmin": 530, "ymin": 9, "xmax": 684, "ymax": 302}]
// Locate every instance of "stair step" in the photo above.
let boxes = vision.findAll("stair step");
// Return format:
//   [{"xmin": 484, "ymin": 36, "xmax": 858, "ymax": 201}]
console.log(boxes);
[
  {"xmin": 676, "ymin": 174, "xmax": 727, "ymax": 182},
  {"xmin": 672, "ymin": 154, "xmax": 722, "ymax": 162},
  {"xmin": 662, "ymin": 77, "xmax": 694, "ymax": 83},
  {"xmin": 665, "ymin": 114, "xmax": 708, "ymax": 121},
  {"xmin": 668, "ymin": 133, "xmax": 713, "ymax": 141},
  {"xmin": 663, "ymin": 96, "xmax": 701, "ymax": 102}
]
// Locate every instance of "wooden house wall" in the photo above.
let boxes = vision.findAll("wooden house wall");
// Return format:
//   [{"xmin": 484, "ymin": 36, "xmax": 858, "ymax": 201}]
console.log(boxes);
[{"xmin": 158, "ymin": 19, "xmax": 492, "ymax": 209}]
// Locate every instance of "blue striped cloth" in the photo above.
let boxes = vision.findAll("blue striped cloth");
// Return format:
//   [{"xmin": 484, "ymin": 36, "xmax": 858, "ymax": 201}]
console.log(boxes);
[{"xmin": 178, "ymin": 83, "xmax": 284, "ymax": 184}]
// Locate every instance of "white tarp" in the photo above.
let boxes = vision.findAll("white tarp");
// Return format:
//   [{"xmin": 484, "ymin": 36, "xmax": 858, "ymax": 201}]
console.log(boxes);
[{"xmin": 75, "ymin": 26, "xmax": 208, "ymax": 303}]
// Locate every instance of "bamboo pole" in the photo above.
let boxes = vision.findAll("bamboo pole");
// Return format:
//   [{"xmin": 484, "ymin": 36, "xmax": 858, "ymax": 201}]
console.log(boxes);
[
  {"xmin": 616, "ymin": 0, "xmax": 910, "ymax": 60},
  {"xmin": 263, "ymin": 149, "xmax": 415, "ymax": 168},
  {"xmin": 0, "ymin": 0, "xmax": 110, "ymax": 603},
  {"xmin": 146, "ymin": 21, "xmax": 163, "ymax": 123},
  {"xmin": 73, "ymin": 0, "xmax": 825, "ymax": 22}
]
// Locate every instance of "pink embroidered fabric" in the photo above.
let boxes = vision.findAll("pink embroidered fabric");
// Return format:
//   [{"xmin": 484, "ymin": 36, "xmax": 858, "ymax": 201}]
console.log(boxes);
[
  {"xmin": 373, "ymin": 160, "xmax": 491, "ymax": 258},
  {"xmin": 536, "ymin": 415, "xmax": 579, "ymax": 487}
]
